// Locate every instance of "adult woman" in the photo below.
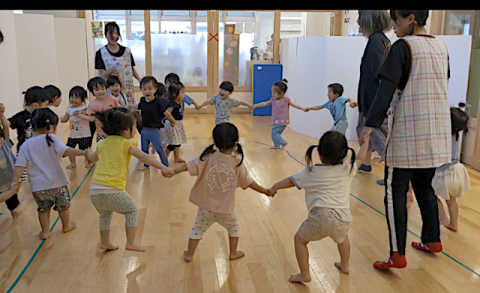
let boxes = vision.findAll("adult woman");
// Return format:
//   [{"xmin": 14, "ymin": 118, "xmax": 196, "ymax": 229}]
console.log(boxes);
[
  {"xmin": 359, "ymin": 10, "xmax": 451, "ymax": 270},
  {"xmin": 95, "ymin": 22, "xmax": 141, "ymax": 105},
  {"xmin": 356, "ymin": 10, "xmax": 392, "ymax": 186}
]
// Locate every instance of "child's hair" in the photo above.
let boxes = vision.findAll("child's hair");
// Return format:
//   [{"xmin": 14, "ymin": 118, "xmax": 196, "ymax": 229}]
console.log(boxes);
[
  {"xmin": 23, "ymin": 86, "xmax": 49, "ymax": 107},
  {"xmin": 305, "ymin": 131, "xmax": 355, "ymax": 172},
  {"xmin": 390, "ymin": 10, "xmax": 429, "ymax": 28},
  {"xmin": 328, "ymin": 83, "xmax": 344, "ymax": 96},
  {"xmin": 140, "ymin": 76, "xmax": 158, "ymax": 89},
  {"xmin": 219, "ymin": 81, "xmax": 234, "ymax": 93},
  {"xmin": 31, "ymin": 108, "xmax": 59, "ymax": 147},
  {"xmin": 87, "ymin": 77, "xmax": 108, "ymax": 94},
  {"xmin": 104, "ymin": 22, "xmax": 122, "ymax": 42},
  {"xmin": 44, "ymin": 85, "xmax": 62, "ymax": 104},
  {"xmin": 357, "ymin": 10, "xmax": 392, "ymax": 36},
  {"xmin": 167, "ymin": 81, "xmax": 185, "ymax": 101},
  {"xmin": 69, "ymin": 86, "xmax": 88, "ymax": 102},
  {"xmin": 273, "ymin": 79, "xmax": 288, "ymax": 94},
  {"xmin": 93, "ymin": 107, "xmax": 140, "ymax": 136},
  {"xmin": 155, "ymin": 82, "xmax": 167, "ymax": 98},
  {"xmin": 165, "ymin": 73, "xmax": 180, "ymax": 85},
  {"xmin": 451, "ymin": 105, "xmax": 469, "ymax": 141},
  {"xmin": 106, "ymin": 75, "xmax": 122, "ymax": 88},
  {"xmin": 200, "ymin": 123, "xmax": 244, "ymax": 167}
]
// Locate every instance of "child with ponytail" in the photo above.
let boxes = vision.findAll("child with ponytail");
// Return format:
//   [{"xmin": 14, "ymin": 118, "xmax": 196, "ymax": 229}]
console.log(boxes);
[
  {"xmin": 164, "ymin": 123, "xmax": 274, "ymax": 262},
  {"xmin": 268, "ymin": 130, "xmax": 370, "ymax": 282}
]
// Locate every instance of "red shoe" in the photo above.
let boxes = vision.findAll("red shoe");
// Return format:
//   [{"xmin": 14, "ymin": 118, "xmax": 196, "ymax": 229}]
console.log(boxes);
[
  {"xmin": 373, "ymin": 252, "xmax": 407, "ymax": 270},
  {"xmin": 411, "ymin": 242, "xmax": 442, "ymax": 253}
]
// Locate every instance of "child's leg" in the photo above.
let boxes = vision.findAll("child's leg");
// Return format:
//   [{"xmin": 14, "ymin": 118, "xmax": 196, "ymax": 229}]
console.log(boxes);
[
  {"xmin": 90, "ymin": 193, "xmax": 117, "ymax": 250},
  {"xmin": 138, "ymin": 129, "xmax": 151, "ymax": 171},
  {"xmin": 184, "ymin": 238, "xmax": 201, "ymax": 262},
  {"xmin": 217, "ymin": 209, "xmax": 244, "ymax": 260},
  {"xmin": 228, "ymin": 237, "xmax": 245, "ymax": 260},
  {"xmin": 335, "ymin": 235, "xmax": 350, "ymax": 274},
  {"xmin": 114, "ymin": 191, "xmax": 143, "ymax": 252},
  {"xmin": 150, "ymin": 129, "xmax": 169, "ymax": 166},
  {"xmin": 100, "ymin": 230, "xmax": 119, "ymax": 251},
  {"xmin": 5, "ymin": 194, "xmax": 21, "ymax": 219},
  {"xmin": 38, "ymin": 209, "xmax": 51, "ymax": 240},
  {"xmin": 58, "ymin": 209, "xmax": 77, "ymax": 233},
  {"xmin": 185, "ymin": 208, "xmax": 216, "ymax": 261},
  {"xmin": 289, "ymin": 232, "xmax": 311, "ymax": 283},
  {"xmin": 53, "ymin": 186, "xmax": 76, "ymax": 233},
  {"xmin": 271, "ymin": 125, "xmax": 287, "ymax": 149},
  {"xmin": 445, "ymin": 197, "xmax": 459, "ymax": 231},
  {"xmin": 125, "ymin": 226, "xmax": 145, "ymax": 252},
  {"xmin": 173, "ymin": 146, "xmax": 185, "ymax": 163},
  {"xmin": 66, "ymin": 138, "xmax": 77, "ymax": 169},
  {"xmin": 436, "ymin": 197, "xmax": 450, "ymax": 226}
]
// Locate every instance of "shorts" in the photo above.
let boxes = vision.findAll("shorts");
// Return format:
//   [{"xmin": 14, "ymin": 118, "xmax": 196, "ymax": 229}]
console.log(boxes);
[
  {"xmin": 190, "ymin": 207, "xmax": 239, "ymax": 240},
  {"xmin": 66, "ymin": 137, "xmax": 90, "ymax": 150},
  {"xmin": 331, "ymin": 120, "xmax": 348, "ymax": 135},
  {"xmin": 297, "ymin": 207, "xmax": 351, "ymax": 244},
  {"xmin": 356, "ymin": 114, "xmax": 388, "ymax": 156},
  {"xmin": 96, "ymin": 134, "xmax": 107, "ymax": 143},
  {"xmin": 32, "ymin": 185, "xmax": 71, "ymax": 212}
]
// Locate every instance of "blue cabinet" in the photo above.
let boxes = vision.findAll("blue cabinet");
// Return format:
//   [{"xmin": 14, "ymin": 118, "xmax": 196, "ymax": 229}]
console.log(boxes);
[{"xmin": 252, "ymin": 64, "xmax": 283, "ymax": 116}]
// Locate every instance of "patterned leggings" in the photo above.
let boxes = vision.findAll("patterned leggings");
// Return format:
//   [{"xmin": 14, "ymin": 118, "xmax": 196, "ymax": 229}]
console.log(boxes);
[{"xmin": 90, "ymin": 191, "xmax": 138, "ymax": 231}]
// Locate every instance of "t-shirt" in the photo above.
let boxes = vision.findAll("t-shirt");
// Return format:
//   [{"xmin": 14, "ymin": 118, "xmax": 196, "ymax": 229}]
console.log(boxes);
[
  {"xmin": 182, "ymin": 94, "xmax": 194, "ymax": 119},
  {"xmin": 14, "ymin": 134, "xmax": 70, "ymax": 192},
  {"xmin": 94, "ymin": 45, "xmax": 136, "ymax": 70},
  {"xmin": 66, "ymin": 105, "xmax": 91, "ymax": 138},
  {"xmin": 90, "ymin": 136, "xmax": 138, "ymax": 190},
  {"xmin": 290, "ymin": 162, "xmax": 357, "ymax": 214},
  {"xmin": 47, "ymin": 105, "xmax": 60, "ymax": 117},
  {"xmin": 321, "ymin": 96, "xmax": 347, "ymax": 124},
  {"xmin": 86, "ymin": 96, "xmax": 119, "ymax": 136},
  {"xmin": 8, "ymin": 110, "xmax": 33, "ymax": 152},
  {"xmin": 112, "ymin": 91, "xmax": 128, "ymax": 107},
  {"xmin": 271, "ymin": 96, "xmax": 291, "ymax": 125},
  {"xmin": 166, "ymin": 99, "xmax": 183, "ymax": 121},
  {"xmin": 186, "ymin": 151, "xmax": 254, "ymax": 214},
  {"xmin": 138, "ymin": 97, "xmax": 167, "ymax": 128},
  {"xmin": 208, "ymin": 94, "xmax": 242, "ymax": 124},
  {"xmin": 0, "ymin": 139, "xmax": 16, "ymax": 192}
]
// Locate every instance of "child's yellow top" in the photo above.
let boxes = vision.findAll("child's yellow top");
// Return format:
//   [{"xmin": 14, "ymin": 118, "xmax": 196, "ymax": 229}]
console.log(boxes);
[{"xmin": 91, "ymin": 135, "xmax": 137, "ymax": 190}]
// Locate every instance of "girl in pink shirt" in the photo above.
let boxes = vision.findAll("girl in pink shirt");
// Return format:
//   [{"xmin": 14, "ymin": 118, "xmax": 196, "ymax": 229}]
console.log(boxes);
[
  {"xmin": 253, "ymin": 79, "xmax": 307, "ymax": 149},
  {"xmin": 165, "ymin": 123, "xmax": 275, "ymax": 262}
]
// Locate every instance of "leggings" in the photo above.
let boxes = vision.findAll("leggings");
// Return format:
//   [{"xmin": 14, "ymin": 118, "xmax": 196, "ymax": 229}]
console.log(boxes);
[
  {"xmin": 167, "ymin": 144, "xmax": 180, "ymax": 151},
  {"xmin": 4, "ymin": 193, "xmax": 19, "ymax": 211},
  {"xmin": 90, "ymin": 191, "xmax": 138, "ymax": 231}
]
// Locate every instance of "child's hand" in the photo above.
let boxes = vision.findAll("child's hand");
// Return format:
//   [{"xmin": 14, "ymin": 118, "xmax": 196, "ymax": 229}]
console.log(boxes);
[
  {"xmin": 304, "ymin": 107, "xmax": 310, "ymax": 112},
  {"xmin": 248, "ymin": 104, "xmax": 254, "ymax": 110},
  {"xmin": 170, "ymin": 122, "xmax": 176, "ymax": 127},
  {"xmin": 266, "ymin": 188, "xmax": 277, "ymax": 197},
  {"xmin": 0, "ymin": 103, "xmax": 5, "ymax": 114},
  {"xmin": 162, "ymin": 167, "xmax": 176, "ymax": 178},
  {"xmin": 350, "ymin": 102, "xmax": 358, "ymax": 108},
  {"xmin": 195, "ymin": 105, "xmax": 201, "ymax": 110}
]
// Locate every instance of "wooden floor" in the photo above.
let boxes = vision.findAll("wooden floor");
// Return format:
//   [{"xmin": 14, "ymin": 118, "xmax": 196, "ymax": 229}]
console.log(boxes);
[{"xmin": 1, "ymin": 114, "xmax": 480, "ymax": 293}]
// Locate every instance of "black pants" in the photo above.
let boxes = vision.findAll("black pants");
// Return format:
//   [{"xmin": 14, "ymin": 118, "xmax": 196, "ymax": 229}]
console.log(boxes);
[
  {"xmin": 384, "ymin": 165, "xmax": 440, "ymax": 255},
  {"xmin": 4, "ymin": 193, "xmax": 20, "ymax": 211},
  {"xmin": 167, "ymin": 144, "xmax": 180, "ymax": 151}
]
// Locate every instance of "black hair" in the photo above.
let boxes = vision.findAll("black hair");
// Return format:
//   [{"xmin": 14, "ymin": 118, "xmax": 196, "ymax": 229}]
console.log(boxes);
[
  {"xmin": 451, "ymin": 105, "xmax": 469, "ymax": 141},
  {"xmin": 219, "ymin": 81, "xmax": 234, "ymax": 93},
  {"xmin": 44, "ymin": 85, "xmax": 62, "ymax": 104},
  {"xmin": 328, "ymin": 83, "xmax": 344, "ymax": 96},
  {"xmin": 87, "ymin": 77, "xmax": 108, "ymax": 94},
  {"xmin": 200, "ymin": 122, "xmax": 244, "ymax": 167},
  {"xmin": 93, "ymin": 107, "xmax": 140, "ymax": 136},
  {"xmin": 31, "ymin": 108, "xmax": 59, "ymax": 147},
  {"xmin": 390, "ymin": 10, "xmax": 429, "ymax": 36},
  {"xmin": 273, "ymin": 79, "xmax": 288, "ymax": 94},
  {"xmin": 305, "ymin": 131, "xmax": 355, "ymax": 173},
  {"xmin": 140, "ymin": 76, "xmax": 158, "ymax": 89},
  {"xmin": 104, "ymin": 22, "xmax": 122, "ymax": 42},
  {"xmin": 23, "ymin": 86, "xmax": 49, "ymax": 107},
  {"xmin": 165, "ymin": 73, "xmax": 180, "ymax": 85},
  {"xmin": 106, "ymin": 75, "xmax": 122, "ymax": 87},
  {"xmin": 167, "ymin": 81, "xmax": 185, "ymax": 101},
  {"xmin": 69, "ymin": 86, "xmax": 88, "ymax": 102},
  {"xmin": 155, "ymin": 82, "xmax": 167, "ymax": 98}
]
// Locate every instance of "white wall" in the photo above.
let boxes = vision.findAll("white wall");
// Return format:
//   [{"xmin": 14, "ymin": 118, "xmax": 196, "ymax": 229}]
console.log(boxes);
[{"xmin": 23, "ymin": 10, "xmax": 77, "ymax": 18}]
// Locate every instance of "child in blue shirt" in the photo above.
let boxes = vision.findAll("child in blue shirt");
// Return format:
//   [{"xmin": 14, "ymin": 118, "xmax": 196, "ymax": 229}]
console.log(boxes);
[{"xmin": 306, "ymin": 83, "xmax": 357, "ymax": 135}]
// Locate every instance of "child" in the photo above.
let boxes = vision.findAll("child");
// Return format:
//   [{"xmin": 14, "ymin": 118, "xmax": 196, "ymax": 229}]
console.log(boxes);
[
  {"xmin": 433, "ymin": 106, "xmax": 471, "ymax": 232},
  {"xmin": 107, "ymin": 75, "xmax": 128, "ymax": 107},
  {"xmin": 61, "ymin": 86, "xmax": 92, "ymax": 169},
  {"xmin": 268, "ymin": 130, "xmax": 370, "ymax": 282},
  {"xmin": 253, "ymin": 79, "xmax": 307, "ymax": 150},
  {"xmin": 76, "ymin": 77, "xmax": 119, "ymax": 143},
  {"xmin": 44, "ymin": 85, "xmax": 62, "ymax": 116},
  {"xmin": 11, "ymin": 108, "xmax": 89, "ymax": 240},
  {"xmin": 164, "ymin": 73, "xmax": 200, "ymax": 112},
  {"xmin": 305, "ymin": 83, "xmax": 358, "ymax": 135},
  {"xmin": 164, "ymin": 123, "xmax": 274, "ymax": 262},
  {"xmin": 163, "ymin": 81, "xmax": 189, "ymax": 163},
  {"xmin": 135, "ymin": 76, "xmax": 171, "ymax": 171},
  {"xmin": 84, "ymin": 107, "xmax": 170, "ymax": 252},
  {"xmin": 198, "ymin": 81, "xmax": 254, "ymax": 125},
  {"xmin": 0, "ymin": 103, "xmax": 21, "ymax": 219}
]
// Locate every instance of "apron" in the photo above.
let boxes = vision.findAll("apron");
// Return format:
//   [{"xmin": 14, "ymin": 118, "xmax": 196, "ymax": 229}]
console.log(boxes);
[
  {"xmin": 100, "ymin": 46, "xmax": 135, "ymax": 105},
  {"xmin": 382, "ymin": 88, "xmax": 402, "ymax": 164}
]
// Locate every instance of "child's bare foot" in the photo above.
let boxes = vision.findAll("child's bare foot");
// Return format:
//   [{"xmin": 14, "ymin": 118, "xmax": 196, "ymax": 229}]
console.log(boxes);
[
  {"xmin": 440, "ymin": 217, "xmax": 450, "ymax": 227},
  {"xmin": 66, "ymin": 163, "xmax": 76, "ymax": 169},
  {"xmin": 444, "ymin": 223, "xmax": 458, "ymax": 232},
  {"xmin": 62, "ymin": 220, "xmax": 77, "ymax": 233},
  {"xmin": 137, "ymin": 165, "xmax": 149, "ymax": 171},
  {"xmin": 334, "ymin": 262, "xmax": 350, "ymax": 274},
  {"xmin": 100, "ymin": 243, "xmax": 120, "ymax": 251},
  {"xmin": 174, "ymin": 158, "xmax": 186, "ymax": 163},
  {"xmin": 183, "ymin": 250, "xmax": 193, "ymax": 262},
  {"xmin": 126, "ymin": 243, "xmax": 146, "ymax": 252},
  {"xmin": 39, "ymin": 231, "xmax": 51, "ymax": 240},
  {"xmin": 229, "ymin": 251, "xmax": 245, "ymax": 260},
  {"xmin": 281, "ymin": 142, "xmax": 288, "ymax": 150},
  {"xmin": 10, "ymin": 206, "xmax": 21, "ymax": 219},
  {"xmin": 288, "ymin": 272, "xmax": 311, "ymax": 283}
]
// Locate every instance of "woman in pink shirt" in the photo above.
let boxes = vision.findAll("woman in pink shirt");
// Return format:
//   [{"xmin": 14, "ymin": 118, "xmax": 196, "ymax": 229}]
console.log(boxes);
[
  {"xmin": 165, "ymin": 123, "xmax": 275, "ymax": 262},
  {"xmin": 253, "ymin": 80, "xmax": 307, "ymax": 149}
]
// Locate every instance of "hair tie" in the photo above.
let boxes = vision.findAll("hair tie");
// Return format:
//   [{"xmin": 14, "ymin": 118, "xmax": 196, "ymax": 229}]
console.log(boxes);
[{"xmin": 413, "ymin": 20, "xmax": 418, "ymax": 24}]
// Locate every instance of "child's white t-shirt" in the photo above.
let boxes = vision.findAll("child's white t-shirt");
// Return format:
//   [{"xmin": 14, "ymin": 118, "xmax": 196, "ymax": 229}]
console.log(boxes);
[
  {"xmin": 66, "ymin": 105, "xmax": 91, "ymax": 138},
  {"xmin": 290, "ymin": 162, "xmax": 357, "ymax": 212},
  {"xmin": 15, "ymin": 134, "xmax": 71, "ymax": 192}
]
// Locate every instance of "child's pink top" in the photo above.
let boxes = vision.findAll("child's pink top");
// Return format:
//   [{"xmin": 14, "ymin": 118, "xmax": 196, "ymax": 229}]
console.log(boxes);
[
  {"xmin": 86, "ymin": 95, "xmax": 119, "ymax": 136},
  {"xmin": 186, "ymin": 151, "xmax": 254, "ymax": 214},
  {"xmin": 271, "ymin": 96, "xmax": 291, "ymax": 125}
]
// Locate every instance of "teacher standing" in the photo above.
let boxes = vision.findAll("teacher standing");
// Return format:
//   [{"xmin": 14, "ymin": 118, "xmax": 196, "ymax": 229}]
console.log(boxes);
[
  {"xmin": 95, "ymin": 22, "xmax": 141, "ymax": 105},
  {"xmin": 359, "ymin": 10, "xmax": 451, "ymax": 270},
  {"xmin": 356, "ymin": 10, "xmax": 392, "ymax": 186}
]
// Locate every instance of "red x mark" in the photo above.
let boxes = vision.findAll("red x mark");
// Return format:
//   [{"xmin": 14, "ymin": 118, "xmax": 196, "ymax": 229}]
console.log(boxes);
[{"xmin": 209, "ymin": 32, "xmax": 219, "ymax": 42}]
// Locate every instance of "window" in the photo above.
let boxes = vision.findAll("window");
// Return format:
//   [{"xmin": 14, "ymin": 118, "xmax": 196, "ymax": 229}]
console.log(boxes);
[{"xmin": 163, "ymin": 10, "xmax": 191, "ymax": 16}]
